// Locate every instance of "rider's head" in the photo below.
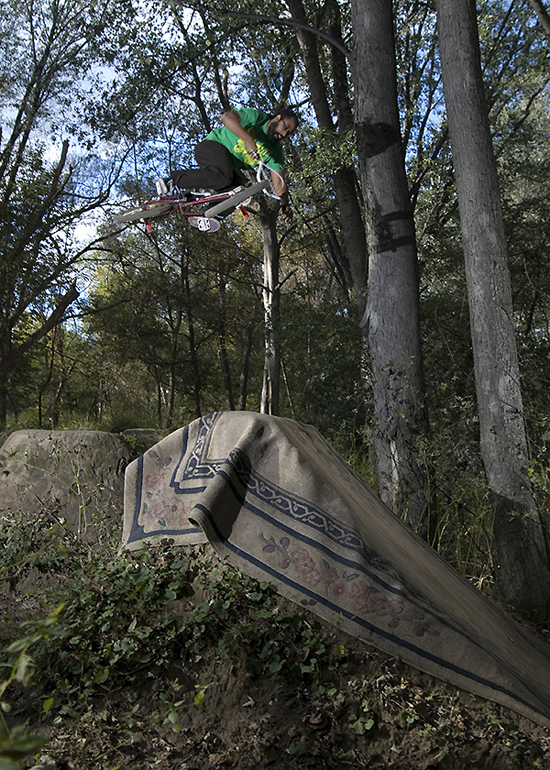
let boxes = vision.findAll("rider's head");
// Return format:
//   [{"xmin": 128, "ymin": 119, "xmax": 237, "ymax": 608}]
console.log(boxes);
[{"xmin": 267, "ymin": 107, "xmax": 299, "ymax": 141}]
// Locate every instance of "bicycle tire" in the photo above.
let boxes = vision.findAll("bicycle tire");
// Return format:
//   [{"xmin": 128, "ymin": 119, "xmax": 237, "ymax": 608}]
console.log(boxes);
[
  {"xmin": 112, "ymin": 201, "xmax": 173, "ymax": 223},
  {"xmin": 204, "ymin": 179, "xmax": 270, "ymax": 217}
]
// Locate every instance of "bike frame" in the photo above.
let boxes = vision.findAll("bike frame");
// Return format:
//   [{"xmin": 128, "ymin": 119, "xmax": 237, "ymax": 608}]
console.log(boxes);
[{"xmin": 113, "ymin": 161, "xmax": 278, "ymax": 232}]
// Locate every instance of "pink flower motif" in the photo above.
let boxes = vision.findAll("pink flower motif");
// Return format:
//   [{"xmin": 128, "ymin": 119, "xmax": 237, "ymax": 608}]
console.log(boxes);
[
  {"xmin": 348, "ymin": 580, "xmax": 370, "ymax": 600},
  {"xmin": 292, "ymin": 548, "xmax": 317, "ymax": 575},
  {"xmin": 347, "ymin": 580, "xmax": 371, "ymax": 610},
  {"xmin": 318, "ymin": 566, "xmax": 340, "ymax": 586},
  {"xmin": 302, "ymin": 568, "xmax": 321, "ymax": 587},
  {"xmin": 366, "ymin": 595, "xmax": 405, "ymax": 617},
  {"xmin": 161, "ymin": 501, "xmax": 193, "ymax": 530},
  {"xmin": 145, "ymin": 472, "xmax": 163, "ymax": 490},
  {"xmin": 140, "ymin": 497, "xmax": 169, "ymax": 532},
  {"xmin": 139, "ymin": 494, "xmax": 193, "ymax": 533}
]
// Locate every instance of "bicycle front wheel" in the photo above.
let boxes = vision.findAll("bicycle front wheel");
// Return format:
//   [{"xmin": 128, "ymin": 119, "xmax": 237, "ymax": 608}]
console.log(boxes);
[
  {"xmin": 112, "ymin": 201, "xmax": 173, "ymax": 223},
  {"xmin": 205, "ymin": 179, "xmax": 270, "ymax": 217}
]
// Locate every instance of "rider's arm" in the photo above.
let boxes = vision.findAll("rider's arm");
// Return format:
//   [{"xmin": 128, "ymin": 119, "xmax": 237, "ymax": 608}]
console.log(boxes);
[
  {"xmin": 221, "ymin": 111, "xmax": 258, "ymax": 157},
  {"xmin": 271, "ymin": 170, "xmax": 288, "ymax": 201},
  {"xmin": 271, "ymin": 171, "xmax": 293, "ymax": 222}
]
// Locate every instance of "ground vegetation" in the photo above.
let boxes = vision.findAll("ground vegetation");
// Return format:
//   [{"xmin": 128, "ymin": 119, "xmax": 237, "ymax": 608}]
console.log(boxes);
[{"xmin": 2, "ymin": 511, "xmax": 550, "ymax": 769}]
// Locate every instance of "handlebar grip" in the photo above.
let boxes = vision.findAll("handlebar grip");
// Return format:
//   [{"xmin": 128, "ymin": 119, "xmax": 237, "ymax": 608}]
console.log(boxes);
[{"xmin": 255, "ymin": 158, "xmax": 266, "ymax": 182}]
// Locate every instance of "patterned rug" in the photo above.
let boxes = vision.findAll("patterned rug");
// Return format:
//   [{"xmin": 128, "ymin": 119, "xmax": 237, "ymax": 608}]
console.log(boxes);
[{"xmin": 123, "ymin": 411, "xmax": 550, "ymax": 727}]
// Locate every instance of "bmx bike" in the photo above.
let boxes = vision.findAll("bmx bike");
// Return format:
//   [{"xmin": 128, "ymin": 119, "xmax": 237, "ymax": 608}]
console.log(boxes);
[{"xmin": 112, "ymin": 161, "xmax": 280, "ymax": 233}]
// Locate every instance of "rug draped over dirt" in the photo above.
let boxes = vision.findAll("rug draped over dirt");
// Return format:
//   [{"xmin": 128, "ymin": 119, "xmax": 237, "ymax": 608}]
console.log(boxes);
[{"xmin": 123, "ymin": 411, "xmax": 550, "ymax": 727}]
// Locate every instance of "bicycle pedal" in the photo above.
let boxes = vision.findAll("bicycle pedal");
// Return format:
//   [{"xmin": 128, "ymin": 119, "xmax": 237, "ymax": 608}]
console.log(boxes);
[{"xmin": 189, "ymin": 216, "xmax": 221, "ymax": 232}]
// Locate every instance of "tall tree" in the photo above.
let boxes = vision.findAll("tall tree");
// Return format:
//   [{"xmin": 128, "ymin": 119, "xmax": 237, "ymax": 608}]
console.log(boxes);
[
  {"xmin": 190, "ymin": 0, "xmax": 433, "ymax": 530},
  {"xmin": 94, "ymin": 1, "xmax": 299, "ymax": 416},
  {"xmin": 350, "ymin": 0, "xmax": 431, "ymax": 534},
  {"xmin": 436, "ymin": 0, "xmax": 550, "ymax": 619}
]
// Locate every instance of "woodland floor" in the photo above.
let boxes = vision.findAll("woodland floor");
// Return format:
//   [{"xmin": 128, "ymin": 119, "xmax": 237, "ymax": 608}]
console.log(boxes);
[{"xmin": 1, "ymin": 524, "xmax": 550, "ymax": 770}]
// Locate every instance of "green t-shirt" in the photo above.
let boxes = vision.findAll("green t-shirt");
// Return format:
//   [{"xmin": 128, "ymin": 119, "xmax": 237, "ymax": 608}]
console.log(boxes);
[{"xmin": 205, "ymin": 108, "xmax": 285, "ymax": 172}]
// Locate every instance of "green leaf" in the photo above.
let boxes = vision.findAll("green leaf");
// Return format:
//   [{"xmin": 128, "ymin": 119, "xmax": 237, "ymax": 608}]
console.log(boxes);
[
  {"xmin": 194, "ymin": 682, "xmax": 213, "ymax": 706},
  {"xmin": 94, "ymin": 669, "xmax": 109, "ymax": 684},
  {"xmin": 43, "ymin": 698, "xmax": 54, "ymax": 714},
  {"xmin": 0, "ymin": 725, "xmax": 48, "ymax": 756},
  {"xmin": 14, "ymin": 653, "xmax": 33, "ymax": 684},
  {"xmin": 0, "ymin": 757, "xmax": 21, "ymax": 770}
]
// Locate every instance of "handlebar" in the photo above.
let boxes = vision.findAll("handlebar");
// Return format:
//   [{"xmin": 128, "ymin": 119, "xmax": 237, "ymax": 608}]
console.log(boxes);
[
  {"xmin": 251, "ymin": 157, "xmax": 284, "ymax": 199},
  {"xmin": 251, "ymin": 156, "xmax": 266, "ymax": 183}
]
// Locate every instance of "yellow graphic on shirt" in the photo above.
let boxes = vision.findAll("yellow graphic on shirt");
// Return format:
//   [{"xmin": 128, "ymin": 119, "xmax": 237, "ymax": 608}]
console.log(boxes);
[{"xmin": 233, "ymin": 130, "xmax": 271, "ymax": 168}]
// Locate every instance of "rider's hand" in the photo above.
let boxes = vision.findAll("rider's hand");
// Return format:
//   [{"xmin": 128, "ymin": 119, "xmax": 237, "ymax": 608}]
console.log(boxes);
[
  {"xmin": 245, "ymin": 139, "xmax": 259, "ymax": 160},
  {"xmin": 280, "ymin": 204, "xmax": 293, "ymax": 223}
]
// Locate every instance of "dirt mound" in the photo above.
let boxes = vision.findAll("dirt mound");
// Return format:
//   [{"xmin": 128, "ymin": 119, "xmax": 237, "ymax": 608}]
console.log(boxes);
[{"xmin": 0, "ymin": 429, "xmax": 133, "ymax": 541}]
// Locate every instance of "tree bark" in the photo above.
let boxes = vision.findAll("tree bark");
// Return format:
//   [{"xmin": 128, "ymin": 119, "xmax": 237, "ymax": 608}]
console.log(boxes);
[
  {"xmin": 260, "ymin": 201, "xmax": 281, "ymax": 415},
  {"xmin": 436, "ymin": 0, "xmax": 550, "ymax": 620},
  {"xmin": 182, "ymin": 266, "xmax": 202, "ymax": 420},
  {"xmin": 350, "ymin": 0, "xmax": 430, "ymax": 536},
  {"xmin": 238, "ymin": 321, "xmax": 255, "ymax": 411},
  {"xmin": 528, "ymin": 0, "xmax": 550, "ymax": 34},
  {"xmin": 217, "ymin": 272, "xmax": 235, "ymax": 411}
]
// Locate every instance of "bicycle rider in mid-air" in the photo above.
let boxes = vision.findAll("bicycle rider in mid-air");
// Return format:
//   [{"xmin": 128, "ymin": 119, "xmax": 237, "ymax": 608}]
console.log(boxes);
[{"xmin": 155, "ymin": 106, "xmax": 299, "ymax": 223}]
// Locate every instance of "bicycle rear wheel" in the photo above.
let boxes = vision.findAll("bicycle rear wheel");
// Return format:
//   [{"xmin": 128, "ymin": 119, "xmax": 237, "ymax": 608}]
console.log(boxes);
[{"xmin": 112, "ymin": 201, "xmax": 173, "ymax": 223}]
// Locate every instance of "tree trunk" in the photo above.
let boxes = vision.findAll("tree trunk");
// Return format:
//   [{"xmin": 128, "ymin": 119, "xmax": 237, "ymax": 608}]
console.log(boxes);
[
  {"xmin": 260, "ymin": 201, "xmax": 281, "ymax": 415},
  {"xmin": 216, "ymin": 272, "xmax": 235, "ymax": 411},
  {"xmin": 182, "ymin": 268, "xmax": 202, "ymax": 419},
  {"xmin": 286, "ymin": 0, "xmax": 368, "ymax": 318},
  {"xmin": 238, "ymin": 321, "xmax": 255, "ymax": 411},
  {"xmin": 528, "ymin": 0, "xmax": 550, "ymax": 34},
  {"xmin": 350, "ymin": 0, "xmax": 430, "ymax": 536},
  {"xmin": 45, "ymin": 324, "xmax": 64, "ymax": 429},
  {"xmin": 436, "ymin": 0, "xmax": 550, "ymax": 620}
]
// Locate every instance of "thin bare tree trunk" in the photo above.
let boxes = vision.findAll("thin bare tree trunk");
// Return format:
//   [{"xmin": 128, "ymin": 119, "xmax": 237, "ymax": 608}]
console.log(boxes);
[
  {"xmin": 217, "ymin": 272, "xmax": 235, "ymax": 411},
  {"xmin": 260, "ymin": 202, "xmax": 281, "ymax": 416},
  {"xmin": 238, "ymin": 322, "xmax": 255, "ymax": 411},
  {"xmin": 286, "ymin": 0, "xmax": 368, "ymax": 318}
]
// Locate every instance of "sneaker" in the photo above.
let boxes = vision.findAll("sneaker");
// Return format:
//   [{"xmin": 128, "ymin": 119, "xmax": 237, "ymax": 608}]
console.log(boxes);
[
  {"xmin": 155, "ymin": 177, "xmax": 172, "ymax": 196},
  {"xmin": 189, "ymin": 216, "xmax": 221, "ymax": 233}
]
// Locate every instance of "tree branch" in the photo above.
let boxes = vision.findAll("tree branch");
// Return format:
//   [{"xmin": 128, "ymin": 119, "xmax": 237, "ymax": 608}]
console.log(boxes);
[
  {"xmin": 527, "ymin": 0, "xmax": 550, "ymax": 33},
  {"xmin": 0, "ymin": 282, "xmax": 79, "ymax": 375},
  {"xmin": 199, "ymin": 5, "xmax": 350, "ymax": 58}
]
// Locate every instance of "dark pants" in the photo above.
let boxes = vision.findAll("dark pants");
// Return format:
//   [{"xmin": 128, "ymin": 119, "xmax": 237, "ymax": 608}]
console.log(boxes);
[{"xmin": 170, "ymin": 140, "xmax": 241, "ymax": 192}]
